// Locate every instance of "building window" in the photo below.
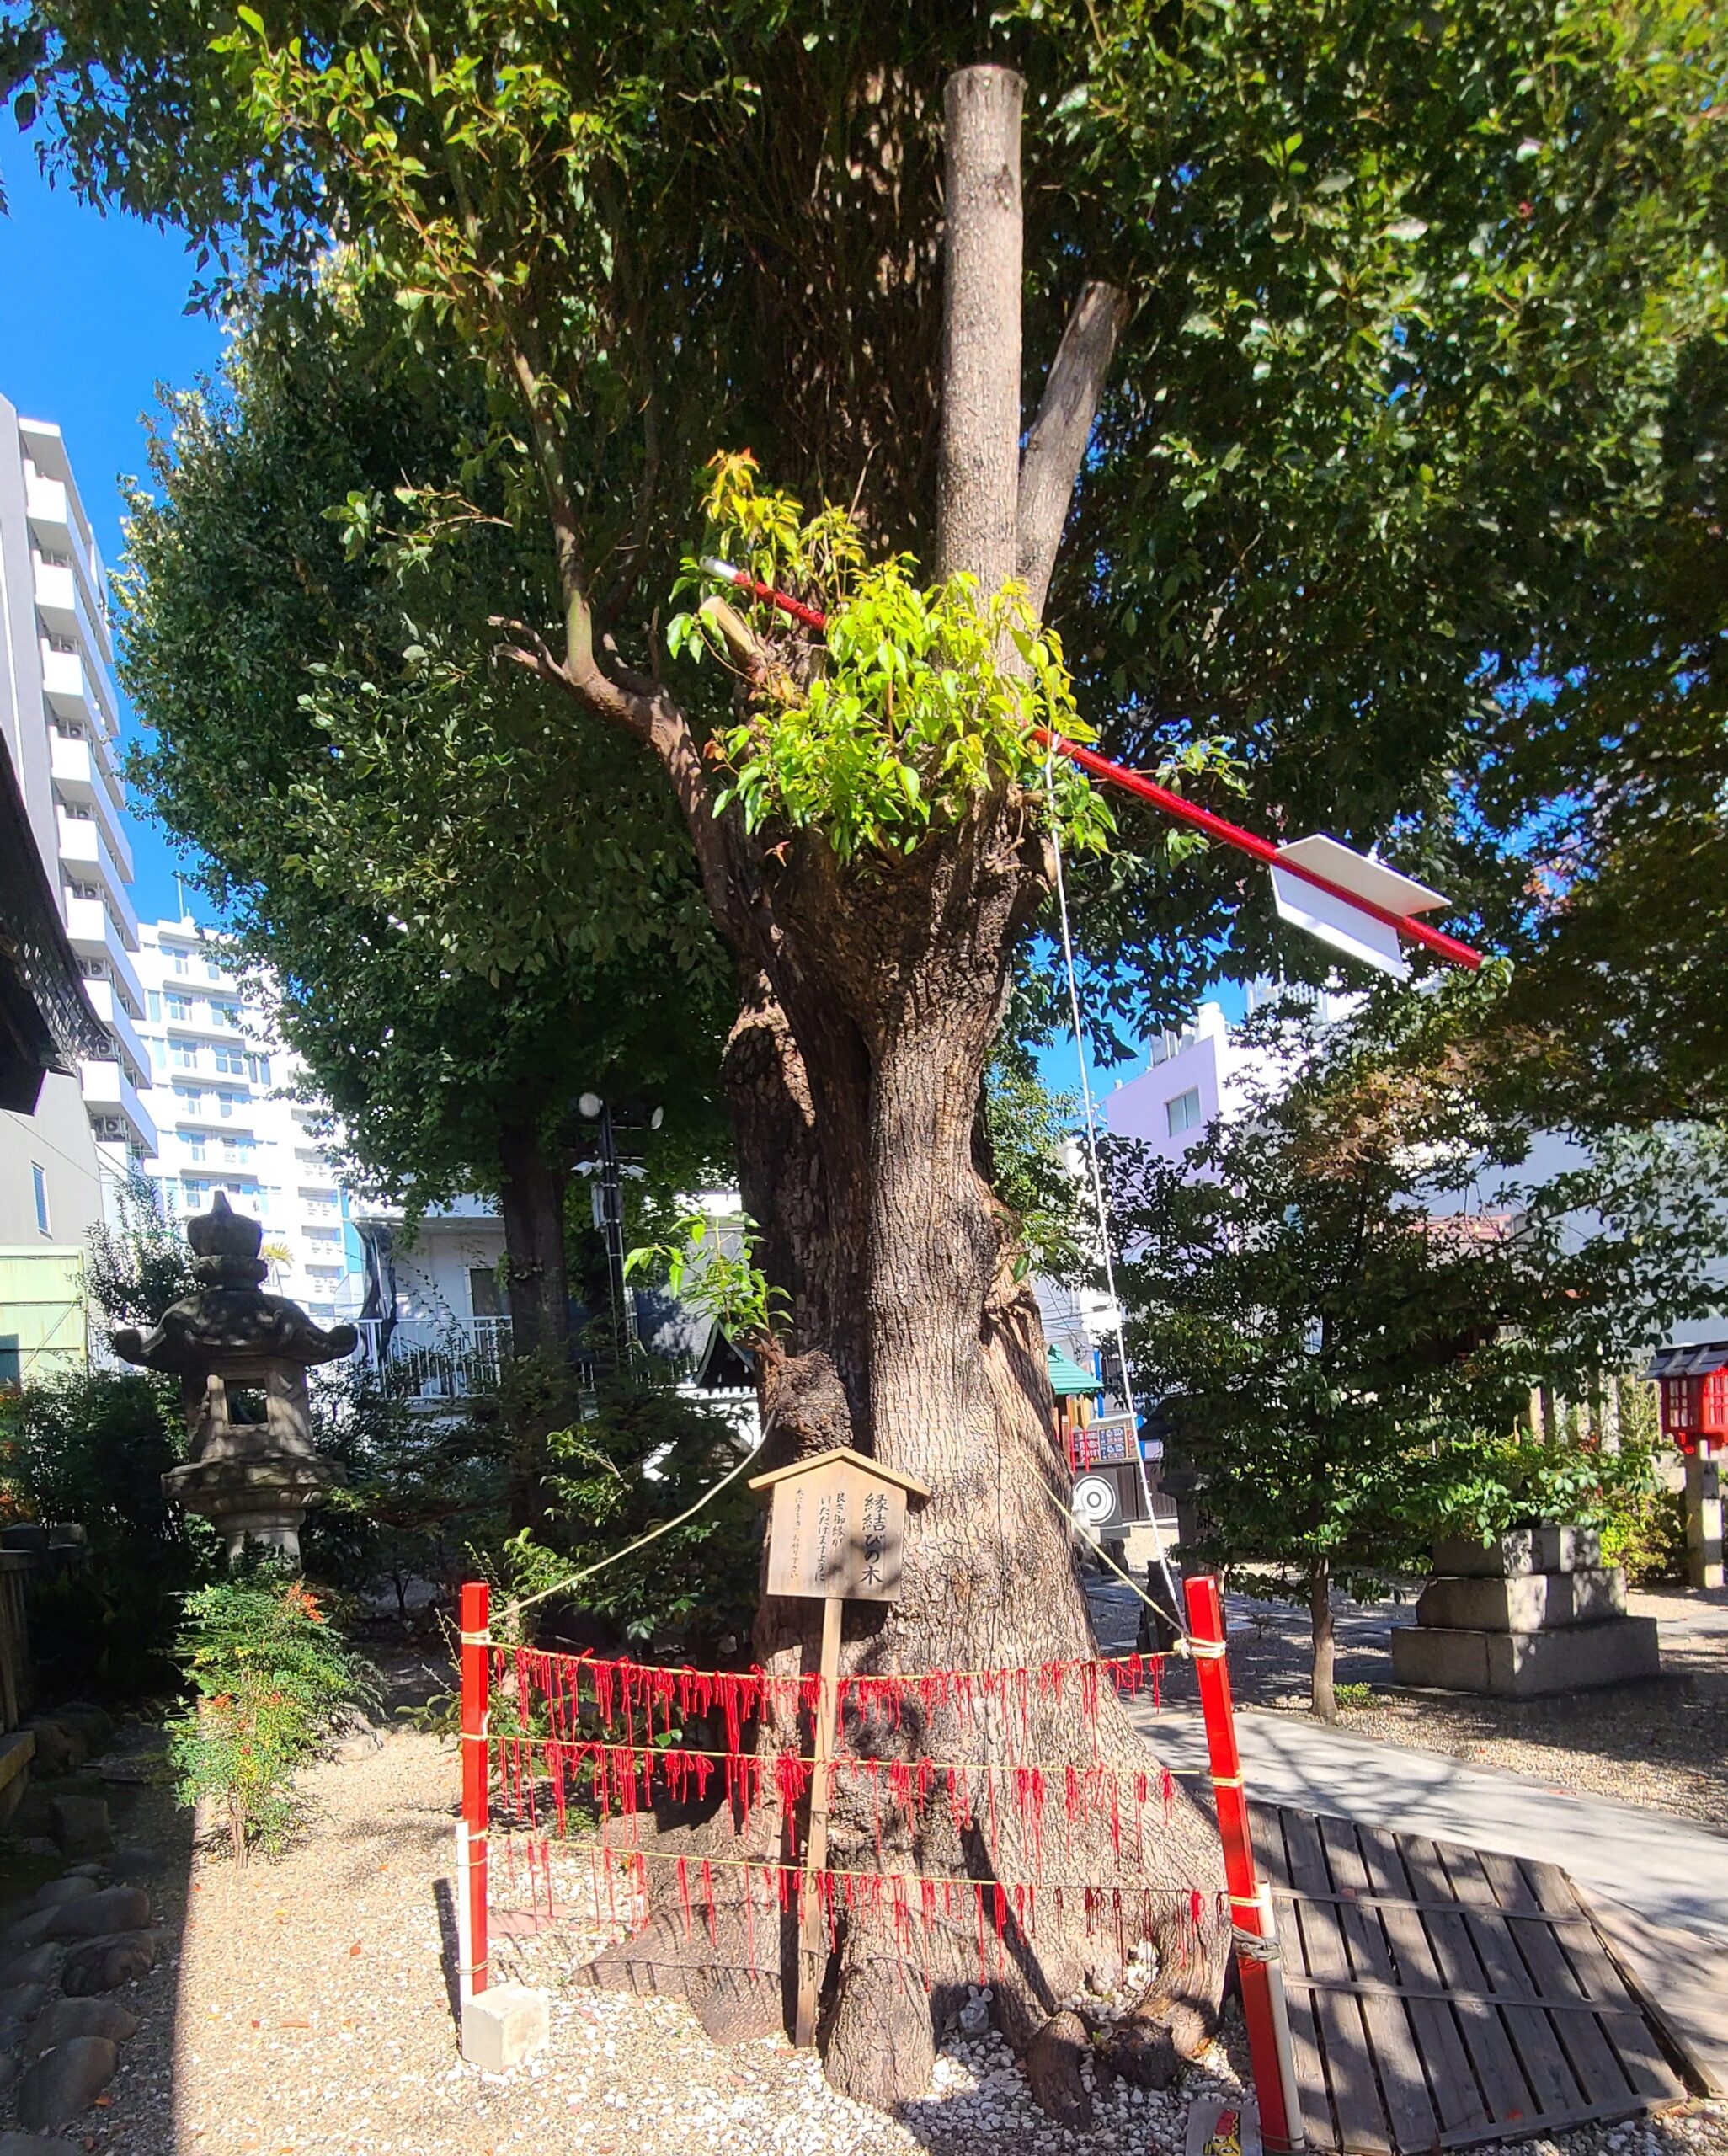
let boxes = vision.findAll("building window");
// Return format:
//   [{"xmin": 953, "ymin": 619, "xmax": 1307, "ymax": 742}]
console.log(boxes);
[
  {"xmin": 184, "ymin": 1135, "xmax": 207, "ymax": 1162},
  {"xmin": 31, "ymin": 1165, "xmax": 50, "ymax": 1235},
  {"xmin": 147, "ymin": 1038, "xmax": 168, "ymax": 1073},
  {"xmin": 469, "ymin": 1266, "xmax": 509, "ymax": 1318},
  {"xmin": 164, "ymin": 992, "xmax": 192, "ymax": 1021},
  {"xmin": 168, "ymin": 947, "xmax": 190, "ymax": 975},
  {"xmin": 246, "ymin": 1054, "xmax": 271, "ymax": 1086},
  {"xmin": 212, "ymin": 1044, "xmax": 246, "ymax": 1075},
  {"xmin": 169, "ymin": 1040, "xmax": 199, "ymax": 1070},
  {"xmin": 210, "ymin": 1001, "xmax": 240, "ymax": 1028},
  {"xmin": 1165, "ymin": 1086, "xmax": 1203, "ymax": 1137},
  {"xmin": 147, "ymin": 990, "xmax": 162, "ymax": 1021}
]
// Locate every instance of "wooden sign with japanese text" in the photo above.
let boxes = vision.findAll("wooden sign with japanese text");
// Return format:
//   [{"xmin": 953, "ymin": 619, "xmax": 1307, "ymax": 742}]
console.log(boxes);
[{"xmin": 750, "ymin": 1446, "xmax": 931, "ymax": 1604}]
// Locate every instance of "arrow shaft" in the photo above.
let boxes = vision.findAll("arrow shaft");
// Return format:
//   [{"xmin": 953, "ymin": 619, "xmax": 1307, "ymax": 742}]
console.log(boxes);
[
  {"xmin": 1042, "ymin": 734, "xmax": 1482, "ymax": 973},
  {"xmin": 705, "ymin": 562, "xmax": 1483, "ymax": 973}
]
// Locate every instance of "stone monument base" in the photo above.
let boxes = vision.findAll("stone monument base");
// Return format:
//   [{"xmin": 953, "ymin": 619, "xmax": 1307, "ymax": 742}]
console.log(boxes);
[{"xmin": 1391, "ymin": 1526, "xmax": 1661, "ymax": 1699}]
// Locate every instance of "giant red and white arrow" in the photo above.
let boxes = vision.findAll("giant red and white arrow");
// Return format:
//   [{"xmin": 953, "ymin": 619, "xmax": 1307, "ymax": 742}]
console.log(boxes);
[{"xmin": 701, "ymin": 559, "xmax": 1483, "ymax": 977}]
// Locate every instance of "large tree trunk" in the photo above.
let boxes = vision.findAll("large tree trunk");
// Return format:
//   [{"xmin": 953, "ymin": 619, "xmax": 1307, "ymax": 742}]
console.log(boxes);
[
  {"xmin": 1309, "ymin": 1558, "xmax": 1337, "ymax": 1723},
  {"xmin": 582, "ymin": 64, "xmax": 1226, "ymax": 2115},
  {"xmin": 497, "ymin": 1116, "xmax": 570, "ymax": 1529}
]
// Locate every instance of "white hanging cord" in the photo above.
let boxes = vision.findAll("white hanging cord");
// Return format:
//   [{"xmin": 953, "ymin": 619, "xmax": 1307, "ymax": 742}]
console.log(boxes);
[
  {"xmin": 499, "ymin": 1435, "xmax": 767, "ymax": 1626},
  {"xmin": 1044, "ymin": 756, "xmax": 1189, "ymax": 1637}
]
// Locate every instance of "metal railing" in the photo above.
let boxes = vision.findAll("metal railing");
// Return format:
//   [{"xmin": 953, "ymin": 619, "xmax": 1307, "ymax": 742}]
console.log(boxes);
[{"xmin": 355, "ymin": 1315, "xmax": 514, "ymax": 1398}]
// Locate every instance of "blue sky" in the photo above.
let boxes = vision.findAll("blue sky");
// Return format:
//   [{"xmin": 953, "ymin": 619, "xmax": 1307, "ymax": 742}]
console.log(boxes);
[{"xmin": 0, "ymin": 131, "xmax": 225, "ymax": 924}]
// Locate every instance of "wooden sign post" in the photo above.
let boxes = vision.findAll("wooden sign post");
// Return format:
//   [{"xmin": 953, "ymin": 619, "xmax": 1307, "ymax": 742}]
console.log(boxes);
[{"xmin": 749, "ymin": 1446, "xmax": 931, "ymax": 2047}]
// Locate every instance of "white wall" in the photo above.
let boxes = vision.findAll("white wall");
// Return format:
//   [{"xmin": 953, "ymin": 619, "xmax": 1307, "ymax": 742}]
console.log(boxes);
[
  {"xmin": 0, "ymin": 1073, "xmax": 103, "ymax": 1245},
  {"xmin": 392, "ymin": 1209, "xmax": 508, "ymax": 1326}
]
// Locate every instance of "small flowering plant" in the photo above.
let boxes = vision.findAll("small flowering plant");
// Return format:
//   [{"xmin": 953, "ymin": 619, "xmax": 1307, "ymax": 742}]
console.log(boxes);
[{"xmin": 168, "ymin": 1564, "xmax": 378, "ymax": 1861}]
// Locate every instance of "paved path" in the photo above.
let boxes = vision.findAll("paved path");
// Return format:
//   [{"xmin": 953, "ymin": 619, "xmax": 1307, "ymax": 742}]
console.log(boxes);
[{"xmin": 1124, "ymin": 1698, "xmax": 1728, "ymax": 1945}]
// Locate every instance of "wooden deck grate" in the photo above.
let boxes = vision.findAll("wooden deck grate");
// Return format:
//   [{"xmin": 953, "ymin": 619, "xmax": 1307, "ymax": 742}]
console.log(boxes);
[{"xmin": 1248, "ymin": 1802, "xmax": 1686, "ymax": 2153}]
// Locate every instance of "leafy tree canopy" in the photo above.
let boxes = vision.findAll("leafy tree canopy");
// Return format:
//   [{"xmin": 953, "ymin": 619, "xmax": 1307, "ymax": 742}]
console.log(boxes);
[
  {"xmin": 1108, "ymin": 977, "xmax": 1728, "ymax": 1711},
  {"xmin": 117, "ymin": 282, "xmax": 733, "ymax": 1210},
  {"xmin": 6, "ymin": 0, "xmax": 1724, "ymax": 1070}
]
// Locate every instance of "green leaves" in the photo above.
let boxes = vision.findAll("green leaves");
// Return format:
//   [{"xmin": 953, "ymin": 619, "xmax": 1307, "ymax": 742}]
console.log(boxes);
[
  {"xmin": 624, "ymin": 1209, "xmax": 786, "ymax": 1344},
  {"xmin": 680, "ymin": 463, "xmax": 1113, "ymax": 864}
]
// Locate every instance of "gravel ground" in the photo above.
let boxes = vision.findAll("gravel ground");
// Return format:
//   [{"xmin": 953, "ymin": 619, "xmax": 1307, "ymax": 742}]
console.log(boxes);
[
  {"xmin": 27, "ymin": 1712, "xmax": 1723, "ymax": 2156},
  {"xmin": 1087, "ymin": 1577, "xmax": 1728, "ymax": 1828}
]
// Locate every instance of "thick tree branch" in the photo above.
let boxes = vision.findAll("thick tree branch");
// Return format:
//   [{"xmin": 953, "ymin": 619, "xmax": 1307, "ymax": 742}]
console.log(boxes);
[
  {"xmin": 493, "ymin": 605, "xmax": 751, "ymax": 951},
  {"xmin": 1016, "ymin": 280, "xmax": 1130, "ymax": 622},
  {"xmin": 936, "ymin": 66, "xmax": 1024, "ymax": 600}
]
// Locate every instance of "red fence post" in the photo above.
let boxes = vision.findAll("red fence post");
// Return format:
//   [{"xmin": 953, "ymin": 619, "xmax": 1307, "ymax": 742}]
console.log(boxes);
[
  {"xmin": 1184, "ymin": 1573, "xmax": 1304, "ymax": 2151},
  {"xmin": 459, "ymin": 1581, "xmax": 491, "ymax": 1999}
]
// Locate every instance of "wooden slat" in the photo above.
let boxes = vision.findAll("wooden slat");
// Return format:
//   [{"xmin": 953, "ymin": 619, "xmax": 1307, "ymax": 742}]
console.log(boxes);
[
  {"xmin": 1474, "ymin": 1848, "xmax": 1633, "ymax": 2109},
  {"xmin": 1283, "ymin": 1806, "xmax": 1393, "ymax": 2153},
  {"xmin": 1283, "ymin": 1975, "xmax": 1650, "ymax": 2014},
  {"xmin": 1351, "ymin": 1825, "xmax": 1491, "ymax": 2139},
  {"xmin": 1250, "ymin": 1801, "xmax": 1336, "ymax": 2152},
  {"xmin": 1273, "ymin": 1884, "xmax": 1598, "ymax": 1924},
  {"xmin": 1498, "ymin": 1854, "xmax": 1681, "ymax": 2105},
  {"xmin": 1437, "ymin": 1844, "xmax": 1585, "ymax": 2119},
  {"xmin": 1379, "ymin": 1832, "xmax": 1541, "ymax": 2132},
  {"xmin": 1317, "ymin": 1816, "xmax": 1443, "ymax": 2153},
  {"xmin": 1516, "ymin": 1861, "xmax": 1683, "ymax": 2103}
]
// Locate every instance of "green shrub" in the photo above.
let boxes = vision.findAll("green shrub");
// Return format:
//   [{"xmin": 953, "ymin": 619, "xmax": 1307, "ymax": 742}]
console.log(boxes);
[
  {"xmin": 1433, "ymin": 1436, "xmax": 1667, "ymax": 1544},
  {"xmin": 1600, "ymin": 1483, "xmax": 1688, "ymax": 1586},
  {"xmin": 299, "ymin": 1364, "xmax": 506, "ymax": 1615},
  {"xmin": 168, "ymin": 1567, "xmax": 378, "ymax": 1860},
  {"xmin": 0, "ymin": 1370, "xmax": 220, "ymax": 1696}
]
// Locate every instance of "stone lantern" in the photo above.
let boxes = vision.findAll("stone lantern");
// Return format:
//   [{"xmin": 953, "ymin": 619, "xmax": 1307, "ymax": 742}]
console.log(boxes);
[{"xmin": 112, "ymin": 1192, "xmax": 354, "ymax": 1561}]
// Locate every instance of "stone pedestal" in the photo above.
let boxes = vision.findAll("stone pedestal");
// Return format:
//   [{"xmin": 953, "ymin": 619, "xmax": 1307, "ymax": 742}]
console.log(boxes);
[
  {"xmin": 1684, "ymin": 1449, "xmax": 1724, "ymax": 1591},
  {"xmin": 1392, "ymin": 1525, "xmax": 1660, "ymax": 1698}
]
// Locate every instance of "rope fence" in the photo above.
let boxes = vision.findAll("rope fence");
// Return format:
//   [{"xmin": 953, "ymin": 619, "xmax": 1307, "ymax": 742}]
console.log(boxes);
[{"xmin": 456, "ymin": 1576, "xmax": 1304, "ymax": 2149}]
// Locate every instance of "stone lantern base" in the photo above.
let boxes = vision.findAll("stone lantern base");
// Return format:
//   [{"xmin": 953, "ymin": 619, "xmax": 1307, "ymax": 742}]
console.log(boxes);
[{"xmin": 163, "ymin": 1453, "xmax": 342, "ymax": 1564}]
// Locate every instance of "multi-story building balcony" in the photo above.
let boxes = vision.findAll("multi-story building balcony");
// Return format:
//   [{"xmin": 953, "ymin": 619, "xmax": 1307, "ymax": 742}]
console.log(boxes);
[
  {"xmin": 355, "ymin": 1315, "xmax": 515, "ymax": 1399},
  {"xmin": 40, "ymin": 641, "xmax": 119, "ymax": 739},
  {"xmin": 78, "ymin": 1057, "xmax": 157, "ymax": 1155},
  {"xmin": 23, "ymin": 465, "xmax": 74, "ymax": 554},
  {"xmin": 32, "ymin": 552, "xmax": 78, "ymax": 640},
  {"xmin": 33, "ymin": 548, "xmax": 115, "ymax": 674},
  {"xmin": 80, "ymin": 979, "xmax": 149, "ymax": 1085},
  {"xmin": 56, "ymin": 804, "xmax": 136, "ymax": 913},
  {"xmin": 21, "ymin": 430, "xmax": 111, "ymax": 644},
  {"xmin": 63, "ymin": 893, "xmax": 145, "ymax": 1000},
  {"xmin": 49, "ymin": 730, "xmax": 131, "ymax": 870},
  {"xmin": 63, "ymin": 861, "xmax": 139, "ymax": 953}
]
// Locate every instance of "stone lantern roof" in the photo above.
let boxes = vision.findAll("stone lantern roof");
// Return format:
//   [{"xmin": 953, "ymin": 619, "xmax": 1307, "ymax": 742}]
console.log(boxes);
[{"xmin": 112, "ymin": 1192, "xmax": 358, "ymax": 1374}]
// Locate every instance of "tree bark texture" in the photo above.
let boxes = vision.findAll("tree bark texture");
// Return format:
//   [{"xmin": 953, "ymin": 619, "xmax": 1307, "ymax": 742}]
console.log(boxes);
[
  {"xmin": 498, "ymin": 1117, "xmax": 571, "ymax": 1529},
  {"xmin": 936, "ymin": 67, "xmax": 1023, "ymax": 599},
  {"xmin": 530, "ymin": 61, "xmax": 1224, "ymax": 2116}
]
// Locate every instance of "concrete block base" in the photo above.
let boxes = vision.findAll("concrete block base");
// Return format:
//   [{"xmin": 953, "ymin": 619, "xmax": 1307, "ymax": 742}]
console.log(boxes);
[
  {"xmin": 1432, "ymin": 1526, "xmax": 1601, "ymax": 1578},
  {"xmin": 1392, "ymin": 1615, "xmax": 1660, "ymax": 1698},
  {"xmin": 461, "ymin": 1984, "xmax": 549, "ymax": 2073},
  {"xmin": 1414, "ymin": 1567, "xmax": 1625, "ymax": 1633}
]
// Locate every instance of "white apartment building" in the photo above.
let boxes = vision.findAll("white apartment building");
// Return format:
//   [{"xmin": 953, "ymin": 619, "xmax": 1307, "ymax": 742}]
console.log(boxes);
[
  {"xmin": 1, "ymin": 399, "xmax": 155, "ymax": 1384},
  {"xmin": 135, "ymin": 918, "xmax": 367, "ymax": 1326},
  {"xmin": 1104, "ymin": 983, "xmax": 1358, "ymax": 1165}
]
